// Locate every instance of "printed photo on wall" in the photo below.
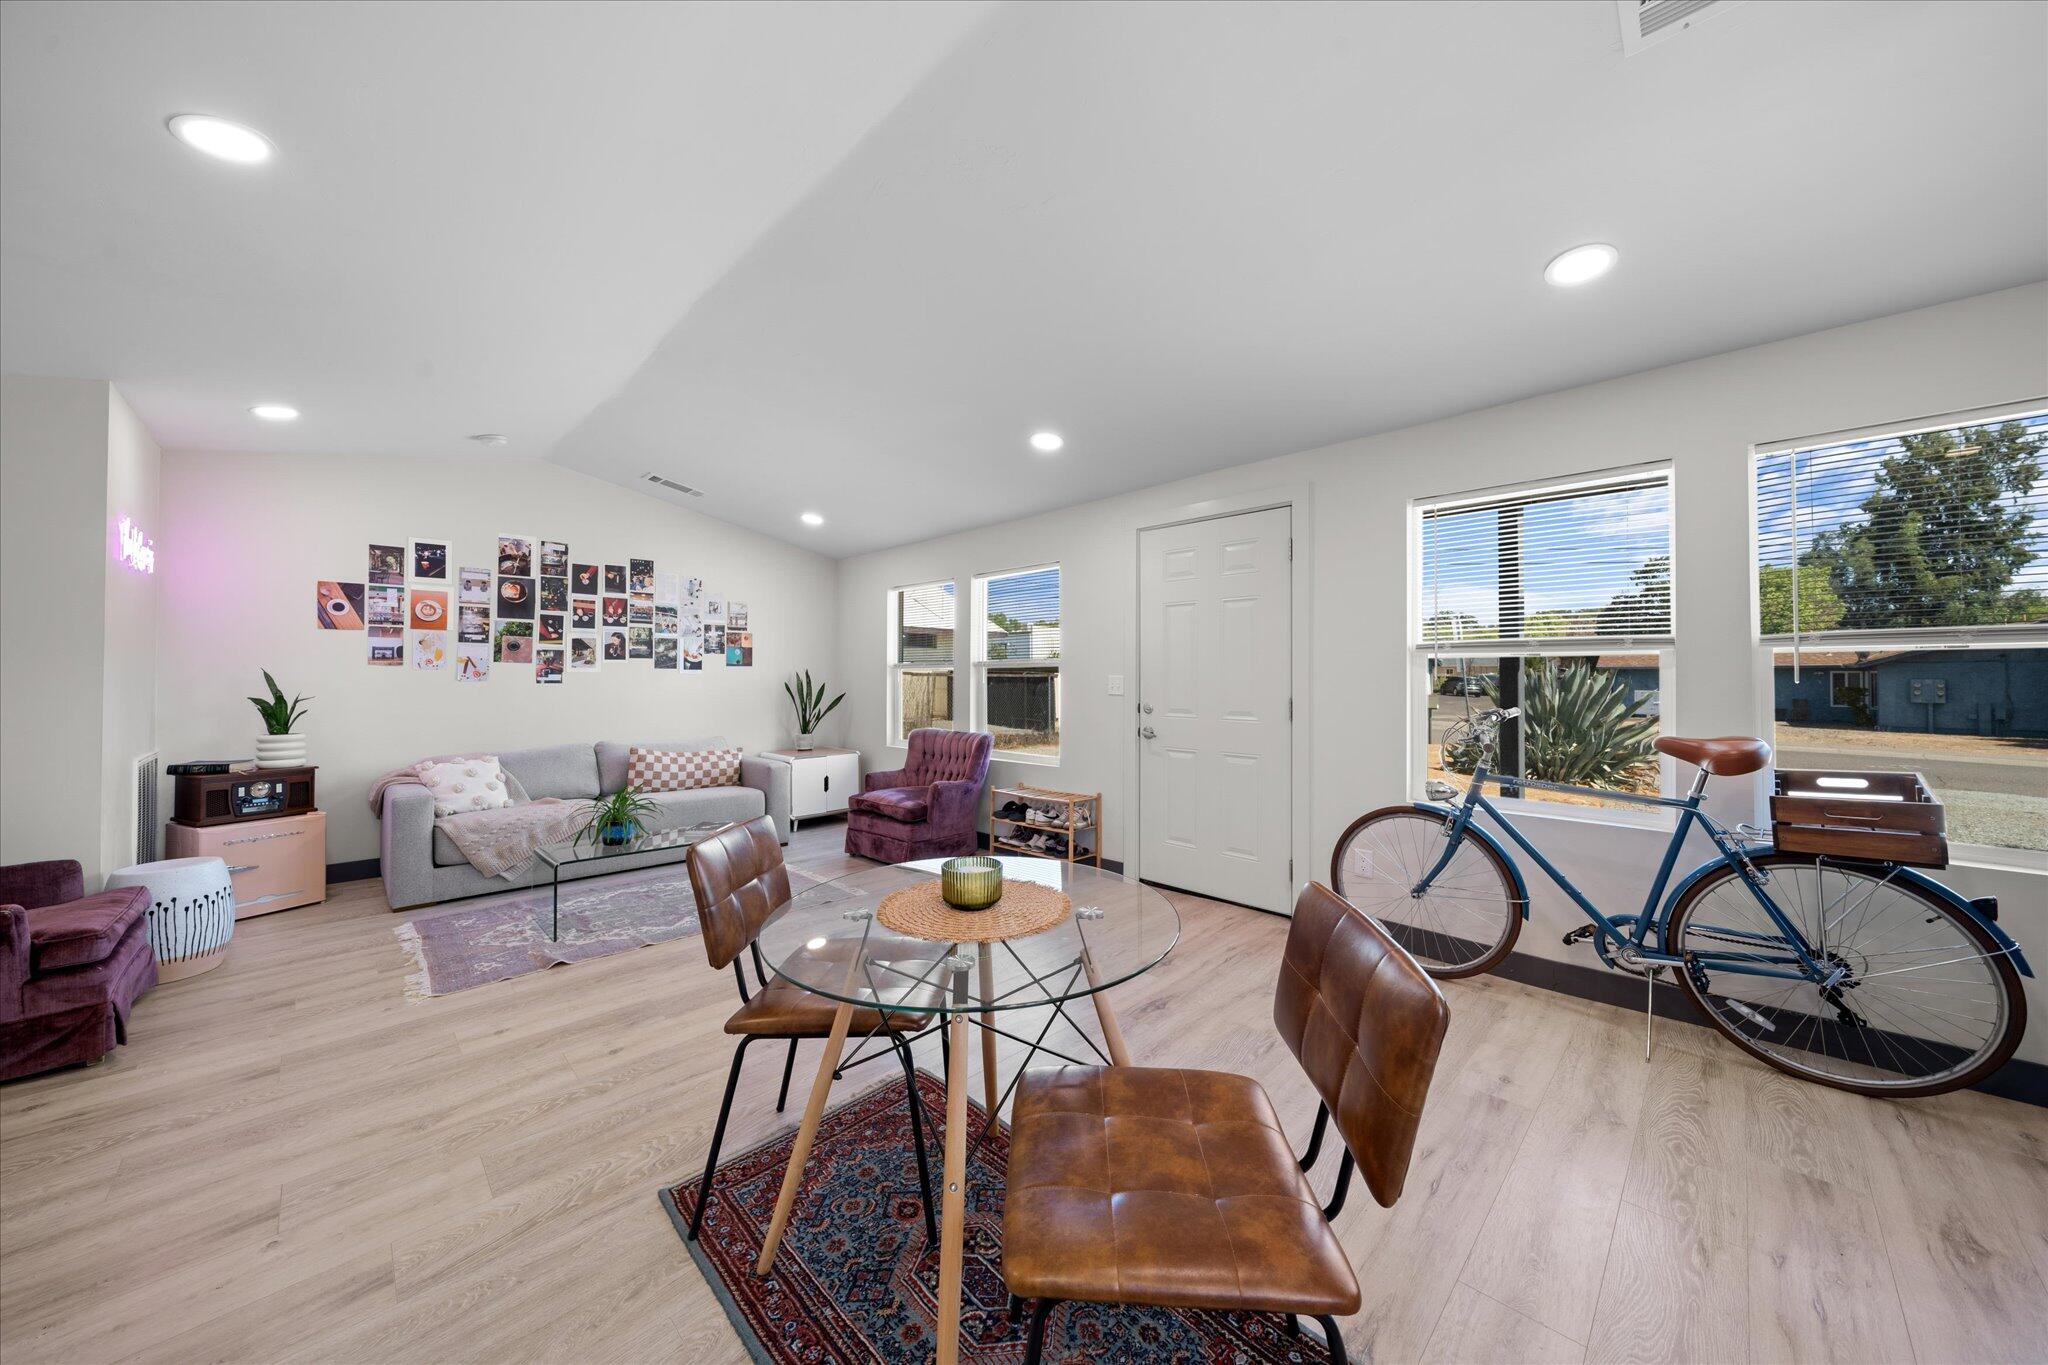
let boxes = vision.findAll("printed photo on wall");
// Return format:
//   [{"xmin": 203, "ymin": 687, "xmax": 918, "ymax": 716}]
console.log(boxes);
[
  {"xmin": 496, "ymin": 576, "xmax": 535, "ymax": 620},
  {"xmin": 366, "ymin": 584, "xmax": 406, "ymax": 627},
  {"xmin": 458, "ymin": 567, "xmax": 492, "ymax": 605},
  {"xmin": 629, "ymin": 595, "xmax": 653, "ymax": 625},
  {"xmin": 536, "ymin": 648, "xmax": 564, "ymax": 684},
  {"xmin": 601, "ymin": 595, "xmax": 628, "ymax": 627},
  {"xmin": 456, "ymin": 643, "xmax": 491, "ymax": 682},
  {"xmin": 572, "ymin": 562, "xmax": 602, "ymax": 593},
  {"xmin": 539, "ymin": 540, "xmax": 570, "ymax": 577},
  {"xmin": 495, "ymin": 620, "xmax": 534, "ymax": 663},
  {"xmin": 369, "ymin": 544, "xmax": 405, "ymax": 585},
  {"xmin": 703, "ymin": 623, "xmax": 726, "ymax": 655},
  {"xmin": 654, "ymin": 571, "xmax": 679, "ymax": 607},
  {"xmin": 409, "ymin": 538, "xmax": 449, "ymax": 581},
  {"xmin": 409, "ymin": 589, "xmax": 449, "ymax": 631},
  {"xmin": 571, "ymin": 597, "xmax": 597, "ymax": 630},
  {"xmin": 369, "ymin": 627, "xmax": 404, "ymax": 666},
  {"xmin": 537, "ymin": 577, "xmax": 568, "ymax": 614},
  {"xmin": 569, "ymin": 634, "xmax": 599, "ymax": 671},
  {"xmin": 653, "ymin": 603, "xmax": 678, "ymax": 632},
  {"xmin": 726, "ymin": 630, "xmax": 754, "ymax": 667},
  {"xmin": 316, "ymin": 580, "xmax": 366, "ymax": 630},
  {"xmin": 602, "ymin": 627, "xmax": 628, "ymax": 662},
  {"xmin": 654, "ymin": 636, "xmax": 678, "ymax": 669},
  {"xmin": 458, "ymin": 603, "xmax": 491, "ymax": 643},
  {"xmin": 538, "ymin": 613, "xmax": 564, "ymax": 644},
  {"xmin": 686, "ymin": 577, "xmax": 704, "ymax": 603},
  {"xmin": 705, "ymin": 595, "xmax": 727, "ymax": 625},
  {"xmin": 628, "ymin": 625, "xmax": 653, "ymax": 659},
  {"xmin": 412, "ymin": 631, "xmax": 447, "ymax": 671},
  {"xmin": 728, "ymin": 601, "xmax": 749, "ymax": 631},
  {"xmin": 629, "ymin": 558, "xmax": 654, "ymax": 593},
  {"xmin": 682, "ymin": 643, "xmax": 704, "ymax": 671},
  {"xmin": 603, "ymin": 564, "xmax": 627, "ymax": 594},
  {"xmin": 497, "ymin": 535, "xmax": 533, "ymax": 577}
]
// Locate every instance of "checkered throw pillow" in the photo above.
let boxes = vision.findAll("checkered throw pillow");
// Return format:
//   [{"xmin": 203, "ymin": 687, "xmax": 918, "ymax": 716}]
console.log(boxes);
[{"xmin": 627, "ymin": 745, "xmax": 741, "ymax": 793}]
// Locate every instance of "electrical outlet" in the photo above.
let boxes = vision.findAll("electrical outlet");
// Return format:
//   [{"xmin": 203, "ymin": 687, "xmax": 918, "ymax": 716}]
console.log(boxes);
[{"xmin": 1107, "ymin": 674, "xmax": 1125, "ymax": 696}]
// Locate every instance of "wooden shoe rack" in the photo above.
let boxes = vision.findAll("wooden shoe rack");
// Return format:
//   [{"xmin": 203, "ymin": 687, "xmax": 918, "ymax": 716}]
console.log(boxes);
[{"xmin": 988, "ymin": 784, "xmax": 1102, "ymax": 867}]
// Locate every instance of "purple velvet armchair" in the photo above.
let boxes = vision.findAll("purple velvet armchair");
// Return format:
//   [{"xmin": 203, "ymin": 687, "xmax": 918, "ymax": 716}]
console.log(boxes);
[
  {"xmin": 844, "ymin": 729, "xmax": 994, "ymax": 863},
  {"xmin": 1, "ymin": 860, "xmax": 157, "ymax": 1082}
]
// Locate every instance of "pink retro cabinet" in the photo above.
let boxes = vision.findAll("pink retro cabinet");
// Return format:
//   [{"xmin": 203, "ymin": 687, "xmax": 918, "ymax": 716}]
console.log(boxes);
[{"xmin": 164, "ymin": 811, "xmax": 327, "ymax": 918}]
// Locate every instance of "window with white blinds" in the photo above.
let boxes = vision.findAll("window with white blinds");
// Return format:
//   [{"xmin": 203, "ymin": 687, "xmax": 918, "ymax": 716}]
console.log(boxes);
[
  {"xmin": 1415, "ymin": 469, "xmax": 1674, "ymax": 651},
  {"xmin": 1755, "ymin": 405, "xmax": 2048, "ymax": 646}
]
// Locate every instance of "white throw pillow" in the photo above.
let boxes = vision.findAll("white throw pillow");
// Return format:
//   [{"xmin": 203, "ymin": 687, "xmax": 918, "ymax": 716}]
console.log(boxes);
[{"xmin": 416, "ymin": 757, "xmax": 514, "ymax": 816}]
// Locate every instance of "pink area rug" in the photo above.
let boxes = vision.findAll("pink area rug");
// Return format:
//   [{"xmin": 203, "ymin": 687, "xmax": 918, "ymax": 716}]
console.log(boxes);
[{"xmin": 394, "ymin": 864, "xmax": 828, "ymax": 997}]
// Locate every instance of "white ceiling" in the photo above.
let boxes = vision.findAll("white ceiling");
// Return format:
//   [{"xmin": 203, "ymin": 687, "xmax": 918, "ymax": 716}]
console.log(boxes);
[{"xmin": 4, "ymin": 1, "xmax": 2044, "ymax": 558}]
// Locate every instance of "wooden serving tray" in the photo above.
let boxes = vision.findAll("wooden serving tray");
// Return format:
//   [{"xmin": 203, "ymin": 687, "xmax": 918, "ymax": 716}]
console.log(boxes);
[{"xmin": 1770, "ymin": 768, "xmax": 1947, "ymax": 869}]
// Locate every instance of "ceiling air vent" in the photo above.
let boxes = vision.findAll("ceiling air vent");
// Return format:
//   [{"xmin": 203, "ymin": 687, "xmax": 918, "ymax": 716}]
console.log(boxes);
[
  {"xmin": 1616, "ymin": 0, "xmax": 1744, "ymax": 55},
  {"xmin": 641, "ymin": 472, "xmax": 706, "ymax": 497}
]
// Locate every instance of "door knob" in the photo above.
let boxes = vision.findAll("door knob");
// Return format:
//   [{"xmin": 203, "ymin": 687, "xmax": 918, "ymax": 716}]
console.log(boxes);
[
  {"xmin": 1139, "ymin": 726, "xmax": 1157, "ymax": 739},
  {"xmin": 1140, "ymin": 703, "xmax": 1154, "ymax": 714}
]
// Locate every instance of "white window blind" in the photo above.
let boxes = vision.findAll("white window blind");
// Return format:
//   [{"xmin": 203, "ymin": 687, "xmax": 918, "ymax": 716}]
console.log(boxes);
[
  {"xmin": 894, "ymin": 582, "xmax": 956, "ymax": 664},
  {"xmin": 1416, "ymin": 470, "xmax": 1673, "ymax": 651},
  {"xmin": 980, "ymin": 567, "xmax": 1061, "ymax": 662},
  {"xmin": 1755, "ymin": 406, "xmax": 2048, "ymax": 653}
]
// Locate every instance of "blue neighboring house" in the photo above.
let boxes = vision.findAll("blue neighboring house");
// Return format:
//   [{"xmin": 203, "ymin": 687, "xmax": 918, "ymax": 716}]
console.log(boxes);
[{"xmin": 1772, "ymin": 648, "xmax": 2048, "ymax": 738}]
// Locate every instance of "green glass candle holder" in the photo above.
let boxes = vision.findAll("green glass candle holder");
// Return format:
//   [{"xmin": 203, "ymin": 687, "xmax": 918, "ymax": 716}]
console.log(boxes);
[{"xmin": 940, "ymin": 856, "xmax": 1003, "ymax": 911}]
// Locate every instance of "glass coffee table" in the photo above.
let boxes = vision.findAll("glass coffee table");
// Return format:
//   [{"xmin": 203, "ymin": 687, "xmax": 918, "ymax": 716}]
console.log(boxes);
[{"xmin": 532, "ymin": 824, "xmax": 725, "ymax": 940}]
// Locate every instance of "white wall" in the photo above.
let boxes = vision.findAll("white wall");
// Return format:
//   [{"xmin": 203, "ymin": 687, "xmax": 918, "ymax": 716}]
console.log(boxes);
[
  {"xmin": 0, "ymin": 376, "xmax": 160, "ymax": 884},
  {"xmin": 156, "ymin": 453, "xmax": 841, "ymax": 864},
  {"xmin": 1, "ymin": 376, "xmax": 114, "ymax": 878},
  {"xmin": 101, "ymin": 387, "xmax": 161, "ymax": 878},
  {"xmin": 834, "ymin": 283, "xmax": 2048, "ymax": 1064}
]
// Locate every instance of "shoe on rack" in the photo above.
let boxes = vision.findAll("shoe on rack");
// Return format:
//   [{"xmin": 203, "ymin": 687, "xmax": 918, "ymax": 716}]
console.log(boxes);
[{"xmin": 998, "ymin": 800, "xmax": 1030, "ymax": 820}]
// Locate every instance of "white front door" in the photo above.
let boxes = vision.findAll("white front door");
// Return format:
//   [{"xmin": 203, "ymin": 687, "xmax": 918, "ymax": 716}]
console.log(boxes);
[{"xmin": 1137, "ymin": 506, "xmax": 1292, "ymax": 913}]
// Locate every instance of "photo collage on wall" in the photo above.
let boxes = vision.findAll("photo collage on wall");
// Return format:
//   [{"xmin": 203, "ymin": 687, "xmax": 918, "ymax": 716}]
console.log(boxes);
[{"xmin": 314, "ymin": 535, "xmax": 753, "ymax": 683}]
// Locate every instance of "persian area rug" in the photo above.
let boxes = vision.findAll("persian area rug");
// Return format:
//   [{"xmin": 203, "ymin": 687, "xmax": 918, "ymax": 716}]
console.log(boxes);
[
  {"xmin": 659, "ymin": 1071, "xmax": 1336, "ymax": 1365},
  {"xmin": 394, "ymin": 865, "xmax": 825, "ymax": 998}
]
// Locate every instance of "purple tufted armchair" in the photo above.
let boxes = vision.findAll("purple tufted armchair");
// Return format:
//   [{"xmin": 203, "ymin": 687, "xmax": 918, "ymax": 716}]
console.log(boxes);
[
  {"xmin": 2, "ymin": 860, "xmax": 158, "ymax": 1081},
  {"xmin": 845, "ymin": 729, "xmax": 993, "ymax": 863}
]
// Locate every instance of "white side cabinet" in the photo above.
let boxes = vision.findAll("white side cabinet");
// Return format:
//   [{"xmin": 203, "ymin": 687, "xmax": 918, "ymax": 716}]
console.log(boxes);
[{"xmin": 766, "ymin": 748, "xmax": 861, "ymax": 829}]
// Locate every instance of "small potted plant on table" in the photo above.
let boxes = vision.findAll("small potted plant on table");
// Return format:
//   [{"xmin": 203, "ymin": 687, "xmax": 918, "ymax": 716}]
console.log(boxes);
[
  {"xmin": 784, "ymin": 670, "xmax": 845, "ymax": 751},
  {"xmin": 582, "ymin": 786, "xmax": 661, "ymax": 848},
  {"xmin": 248, "ymin": 670, "xmax": 311, "ymax": 768}
]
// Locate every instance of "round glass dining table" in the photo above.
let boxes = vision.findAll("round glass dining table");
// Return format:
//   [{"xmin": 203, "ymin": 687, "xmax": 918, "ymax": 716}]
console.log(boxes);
[{"xmin": 750, "ymin": 857, "xmax": 1180, "ymax": 1365}]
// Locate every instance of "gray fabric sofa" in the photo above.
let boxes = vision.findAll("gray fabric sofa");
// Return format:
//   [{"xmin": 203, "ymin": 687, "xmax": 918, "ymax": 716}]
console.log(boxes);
[{"xmin": 377, "ymin": 737, "xmax": 791, "ymax": 910}]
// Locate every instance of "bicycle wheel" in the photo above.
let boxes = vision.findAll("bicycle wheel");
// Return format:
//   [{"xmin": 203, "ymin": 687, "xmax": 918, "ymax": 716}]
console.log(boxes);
[
  {"xmin": 1666, "ymin": 853, "xmax": 2025, "ymax": 1098},
  {"xmin": 1330, "ymin": 806, "xmax": 1522, "ymax": 977}
]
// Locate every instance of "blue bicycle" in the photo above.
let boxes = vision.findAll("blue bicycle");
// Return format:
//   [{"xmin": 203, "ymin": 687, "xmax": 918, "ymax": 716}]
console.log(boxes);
[{"xmin": 1331, "ymin": 708, "xmax": 2031, "ymax": 1097}]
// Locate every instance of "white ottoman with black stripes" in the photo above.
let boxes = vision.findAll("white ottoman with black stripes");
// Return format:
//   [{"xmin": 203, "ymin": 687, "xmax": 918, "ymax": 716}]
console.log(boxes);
[{"xmin": 103, "ymin": 856, "xmax": 236, "ymax": 982}]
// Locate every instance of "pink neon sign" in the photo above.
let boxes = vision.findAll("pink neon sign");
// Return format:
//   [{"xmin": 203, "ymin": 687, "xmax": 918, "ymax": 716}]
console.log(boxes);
[{"xmin": 117, "ymin": 516, "xmax": 155, "ymax": 574}]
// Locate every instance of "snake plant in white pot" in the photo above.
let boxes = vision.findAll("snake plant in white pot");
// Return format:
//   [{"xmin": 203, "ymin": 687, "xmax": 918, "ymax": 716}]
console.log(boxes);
[
  {"xmin": 784, "ymin": 670, "xmax": 845, "ymax": 751},
  {"xmin": 248, "ymin": 670, "xmax": 311, "ymax": 768}
]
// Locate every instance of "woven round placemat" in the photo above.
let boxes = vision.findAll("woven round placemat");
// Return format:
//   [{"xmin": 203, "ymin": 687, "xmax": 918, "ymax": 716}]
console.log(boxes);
[{"xmin": 876, "ymin": 878, "xmax": 1072, "ymax": 944}]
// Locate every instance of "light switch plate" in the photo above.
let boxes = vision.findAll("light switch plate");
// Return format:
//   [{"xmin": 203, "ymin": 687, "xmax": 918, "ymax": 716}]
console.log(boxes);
[{"xmin": 1107, "ymin": 674, "xmax": 1125, "ymax": 696}]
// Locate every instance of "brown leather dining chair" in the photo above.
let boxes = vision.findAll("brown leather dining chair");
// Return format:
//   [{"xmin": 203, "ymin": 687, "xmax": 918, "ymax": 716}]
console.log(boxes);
[
  {"xmin": 1002, "ymin": 882, "xmax": 1451, "ymax": 1365},
  {"xmin": 682, "ymin": 816, "xmax": 945, "ymax": 1242}
]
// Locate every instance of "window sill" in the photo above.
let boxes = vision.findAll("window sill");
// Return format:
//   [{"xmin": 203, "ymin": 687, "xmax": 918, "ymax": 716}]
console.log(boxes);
[{"xmin": 993, "ymin": 750, "xmax": 1061, "ymax": 768}]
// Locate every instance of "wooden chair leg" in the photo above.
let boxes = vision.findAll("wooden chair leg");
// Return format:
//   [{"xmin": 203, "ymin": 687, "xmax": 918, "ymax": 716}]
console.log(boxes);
[
  {"xmin": 1022, "ymin": 1298, "xmax": 1058, "ymax": 1365},
  {"xmin": 688, "ymin": 1036, "xmax": 755, "ymax": 1240},
  {"xmin": 775, "ymin": 1038, "xmax": 799, "ymax": 1113}
]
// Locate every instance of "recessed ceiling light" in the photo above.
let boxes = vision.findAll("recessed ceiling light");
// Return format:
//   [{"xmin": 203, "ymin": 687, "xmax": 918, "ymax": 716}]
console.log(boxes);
[
  {"xmin": 800, "ymin": 512, "xmax": 825, "ymax": 527},
  {"xmin": 167, "ymin": 114, "xmax": 273, "ymax": 165},
  {"xmin": 1030, "ymin": 431, "xmax": 1064, "ymax": 453},
  {"xmin": 249, "ymin": 403, "xmax": 299, "ymax": 422},
  {"xmin": 468, "ymin": 433, "xmax": 510, "ymax": 446},
  {"xmin": 1543, "ymin": 243, "xmax": 1619, "ymax": 287}
]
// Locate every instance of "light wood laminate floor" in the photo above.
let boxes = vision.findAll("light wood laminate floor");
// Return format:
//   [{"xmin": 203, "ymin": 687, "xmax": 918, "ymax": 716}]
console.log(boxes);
[{"xmin": 3, "ymin": 823, "xmax": 2044, "ymax": 1364}]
